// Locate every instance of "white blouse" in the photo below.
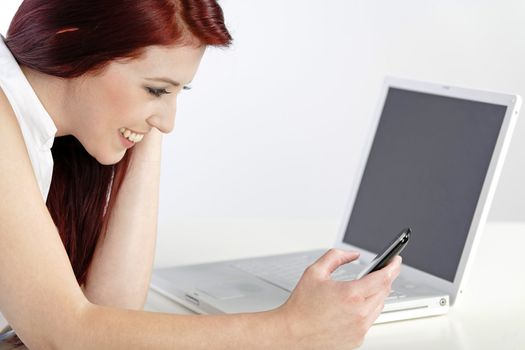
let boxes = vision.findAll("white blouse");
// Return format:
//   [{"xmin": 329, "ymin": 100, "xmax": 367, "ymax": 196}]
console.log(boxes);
[{"xmin": 0, "ymin": 37, "xmax": 57, "ymax": 202}]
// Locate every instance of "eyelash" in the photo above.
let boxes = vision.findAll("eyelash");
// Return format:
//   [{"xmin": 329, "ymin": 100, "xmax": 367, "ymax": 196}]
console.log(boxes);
[
  {"xmin": 146, "ymin": 87, "xmax": 171, "ymax": 97},
  {"xmin": 146, "ymin": 85, "xmax": 192, "ymax": 97}
]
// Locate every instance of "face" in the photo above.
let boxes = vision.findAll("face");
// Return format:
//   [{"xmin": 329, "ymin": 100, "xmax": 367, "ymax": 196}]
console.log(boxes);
[{"xmin": 64, "ymin": 44, "xmax": 206, "ymax": 165}]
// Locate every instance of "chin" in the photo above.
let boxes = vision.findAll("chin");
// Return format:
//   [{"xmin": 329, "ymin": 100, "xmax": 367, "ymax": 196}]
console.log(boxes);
[
  {"xmin": 89, "ymin": 147, "xmax": 126, "ymax": 165},
  {"xmin": 79, "ymin": 135, "xmax": 128, "ymax": 165},
  {"xmin": 96, "ymin": 152, "xmax": 126, "ymax": 165}
]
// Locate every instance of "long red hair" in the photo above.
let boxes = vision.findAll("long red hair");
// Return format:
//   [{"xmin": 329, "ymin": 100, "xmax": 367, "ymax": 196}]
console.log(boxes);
[{"xmin": 6, "ymin": 0, "xmax": 231, "ymax": 285}]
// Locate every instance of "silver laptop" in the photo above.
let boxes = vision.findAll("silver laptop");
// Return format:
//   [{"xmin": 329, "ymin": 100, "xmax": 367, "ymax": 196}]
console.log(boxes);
[{"xmin": 151, "ymin": 77, "xmax": 521, "ymax": 323}]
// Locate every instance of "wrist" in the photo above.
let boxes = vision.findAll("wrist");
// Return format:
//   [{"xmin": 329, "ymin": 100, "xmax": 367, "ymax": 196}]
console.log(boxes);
[{"xmin": 267, "ymin": 307, "xmax": 297, "ymax": 349}]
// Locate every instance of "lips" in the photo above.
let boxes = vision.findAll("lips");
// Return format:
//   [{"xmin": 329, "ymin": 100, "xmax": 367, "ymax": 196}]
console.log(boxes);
[{"xmin": 119, "ymin": 131, "xmax": 135, "ymax": 149}]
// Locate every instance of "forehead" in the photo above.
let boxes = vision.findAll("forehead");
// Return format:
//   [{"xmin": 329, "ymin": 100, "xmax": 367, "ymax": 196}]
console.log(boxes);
[{"xmin": 113, "ymin": 44, "xmax": 206, "ymax": 82}]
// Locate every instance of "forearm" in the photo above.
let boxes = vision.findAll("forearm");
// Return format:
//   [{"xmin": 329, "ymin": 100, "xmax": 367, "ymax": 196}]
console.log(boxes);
[
  {"xmin": 63, "ymin": 304, "xmax": 290, "ymax": 350},
  {"xmin": 83, "ymin": 129, "xmax": 163, "ymax": 308}
]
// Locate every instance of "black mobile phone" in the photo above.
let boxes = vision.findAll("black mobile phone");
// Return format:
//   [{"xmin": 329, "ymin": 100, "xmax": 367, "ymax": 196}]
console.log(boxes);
[{"xmin": 356, "ymin": 227, "xmax": 411, "ymax": 279}]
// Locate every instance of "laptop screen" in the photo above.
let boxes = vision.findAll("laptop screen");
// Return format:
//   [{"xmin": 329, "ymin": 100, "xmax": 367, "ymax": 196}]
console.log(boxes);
[{"xmin": 343, "ymin": 87, "xmax": 507, "ymax": 282}]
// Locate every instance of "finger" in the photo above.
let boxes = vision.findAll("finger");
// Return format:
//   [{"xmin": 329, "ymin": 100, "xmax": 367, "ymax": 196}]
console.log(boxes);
[
  {"xmin": 379, "ymin": 255, "xmax": 402, "ymax": 280},
  {"xmin": 348, "ymin": 256, "xmax": 402, "ymax": 298},
  {"xmin": 310, "ymin": 249, "xmax": 360, "ymax": 278},
  {"xmin": 386, "ymin": 255, "xmax": 403, "ymax": 271}
]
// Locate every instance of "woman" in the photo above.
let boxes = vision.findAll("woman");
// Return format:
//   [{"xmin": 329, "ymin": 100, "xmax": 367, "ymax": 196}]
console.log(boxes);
[{"xmin": 0, "ymin": 0, "xmax": 401, "ymax": 348}]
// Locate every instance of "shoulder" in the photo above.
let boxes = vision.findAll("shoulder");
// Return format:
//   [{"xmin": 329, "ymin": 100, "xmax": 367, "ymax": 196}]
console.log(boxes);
[
  {"xmin": 0, "ymin": 86, "xmax": 17, "ymax": 128},
  {"xmin": 0, "ymin": 86, "xmax": 35, "ymax": 177},
  {"xmin": 0, "ymin": 86, "xmax": 23, "ymax": 145},
  {"xmin": 0, "ymin": 86, "xmax": 10, "ymax": 113}
]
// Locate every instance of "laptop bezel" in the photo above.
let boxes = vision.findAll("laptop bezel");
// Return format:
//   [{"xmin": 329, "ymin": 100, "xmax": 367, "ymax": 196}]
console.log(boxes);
[{"xmin": 333, "ymin": 76, "xmax": 521, "ymax": 305}]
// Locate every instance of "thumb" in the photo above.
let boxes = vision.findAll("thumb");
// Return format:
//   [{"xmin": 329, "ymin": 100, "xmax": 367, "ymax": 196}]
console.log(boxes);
[{"xmin": 311, "ymin": 249, "xmax": 360, "ymax": 279}]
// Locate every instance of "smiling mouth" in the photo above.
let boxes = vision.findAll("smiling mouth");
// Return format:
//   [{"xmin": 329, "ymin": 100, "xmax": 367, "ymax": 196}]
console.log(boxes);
[{"xmin": 119, "ymin": 127, "xmax": 144, "ymax": 143}]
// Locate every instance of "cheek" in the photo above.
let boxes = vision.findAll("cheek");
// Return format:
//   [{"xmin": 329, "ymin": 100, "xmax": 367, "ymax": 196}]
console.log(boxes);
[
  {"xmin": 95, "ymin": 79, "xmax": 147, "ymax": 127},
  {"xmin": 103, "ymin": 80, "xmax": 135, "ymax": 115}
]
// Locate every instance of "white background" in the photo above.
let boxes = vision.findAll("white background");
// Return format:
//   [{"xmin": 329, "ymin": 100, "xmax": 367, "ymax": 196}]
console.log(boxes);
[{"xmin": 2, "ymin": 0, "xmax": 524, "ymax": 267}]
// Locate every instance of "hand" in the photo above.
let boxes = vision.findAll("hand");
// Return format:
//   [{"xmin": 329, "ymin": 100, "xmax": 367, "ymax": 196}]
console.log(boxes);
[
  {"xmin": 278, "ymin": 249, "xmax": 402, "ymax": 350},
  {"xmin": 130, "ymin": 128, "xmax": 163, "ymax": 164}
]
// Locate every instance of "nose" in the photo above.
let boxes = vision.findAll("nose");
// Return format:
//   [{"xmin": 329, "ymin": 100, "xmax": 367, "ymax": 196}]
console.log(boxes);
[{"xmin": 147, "ymin": 104, "xmax": 176, "ymax": 134}]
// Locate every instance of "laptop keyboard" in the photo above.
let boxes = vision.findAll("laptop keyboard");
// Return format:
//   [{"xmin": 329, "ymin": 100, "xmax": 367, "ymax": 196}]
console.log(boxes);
[
  {"xmin": 230, "ymin": 253, "xmax": 404, "ymax": 299},
  {"xmin": 231, "ymin": 253, "xmax": 320, "ymax": 291}
]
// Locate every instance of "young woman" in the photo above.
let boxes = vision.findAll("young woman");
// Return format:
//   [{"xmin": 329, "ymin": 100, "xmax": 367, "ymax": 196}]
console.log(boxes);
[{"xmin": 0, "ymin": 0, "xmax": 401, "ymax": 349}]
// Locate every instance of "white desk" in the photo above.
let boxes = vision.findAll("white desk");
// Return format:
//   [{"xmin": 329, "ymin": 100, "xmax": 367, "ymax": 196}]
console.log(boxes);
[{"xmin": 145, "ymin": 222, "xmax": 525, "ymax": 349}]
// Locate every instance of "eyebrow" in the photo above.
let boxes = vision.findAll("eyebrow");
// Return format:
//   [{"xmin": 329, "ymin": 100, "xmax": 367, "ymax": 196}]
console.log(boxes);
[{"xmin": 145, "ymin": 77, "xmax": 182, "ymax": 87}]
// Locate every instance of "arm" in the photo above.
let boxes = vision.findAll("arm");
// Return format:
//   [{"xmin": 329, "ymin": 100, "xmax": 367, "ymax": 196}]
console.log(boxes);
[
  {"xmin": 63, "ymin": 251, "xmax": 402, "ymax": 350},
  {"xmin": 82, "ymin": 128, "xmax": 163, "ymax": 309}
]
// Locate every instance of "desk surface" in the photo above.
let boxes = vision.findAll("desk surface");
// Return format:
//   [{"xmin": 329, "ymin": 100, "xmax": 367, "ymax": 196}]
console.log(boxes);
[{"xmin": 144, "ymin": 222, "xmax": 525, "ymax": 350}]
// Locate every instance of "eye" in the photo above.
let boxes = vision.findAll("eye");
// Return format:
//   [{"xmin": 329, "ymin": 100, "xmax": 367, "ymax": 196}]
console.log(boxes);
[
  {"xmin": 146, "ymin": 87, "xmax": 171, "ymax": 97},
  {"xmin": 183, "ymin": 85, "xmax": 192, "ymax": 91}
]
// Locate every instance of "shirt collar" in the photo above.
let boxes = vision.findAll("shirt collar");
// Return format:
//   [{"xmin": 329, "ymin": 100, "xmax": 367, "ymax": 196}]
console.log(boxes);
[{"xmin": 0, "ymin": 36, "xmax": 57, "ymax": 150}]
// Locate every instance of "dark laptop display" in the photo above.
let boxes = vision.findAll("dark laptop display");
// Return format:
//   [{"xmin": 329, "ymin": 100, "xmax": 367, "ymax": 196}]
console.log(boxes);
[{"xmin": 343, "ymin": 87, "xmax": 507, "ymax": 282}]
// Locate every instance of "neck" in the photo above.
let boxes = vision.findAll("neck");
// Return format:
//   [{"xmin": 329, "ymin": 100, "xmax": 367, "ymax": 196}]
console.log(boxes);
[{"xmin": 21, "ymin": 65, "xmax": 72, "ymax": 137}]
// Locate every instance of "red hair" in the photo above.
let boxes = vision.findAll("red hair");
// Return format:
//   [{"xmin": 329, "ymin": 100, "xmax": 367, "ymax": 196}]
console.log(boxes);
[{"xmin": 6, "ymin": 0, "xmax": 231, "ymax": 285}]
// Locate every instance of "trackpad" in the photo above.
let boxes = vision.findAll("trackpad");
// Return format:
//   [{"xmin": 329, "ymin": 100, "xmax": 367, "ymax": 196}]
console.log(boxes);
[{"xmin": 196, "ymin": 280, "xmax": 264, "ymax": 300}]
